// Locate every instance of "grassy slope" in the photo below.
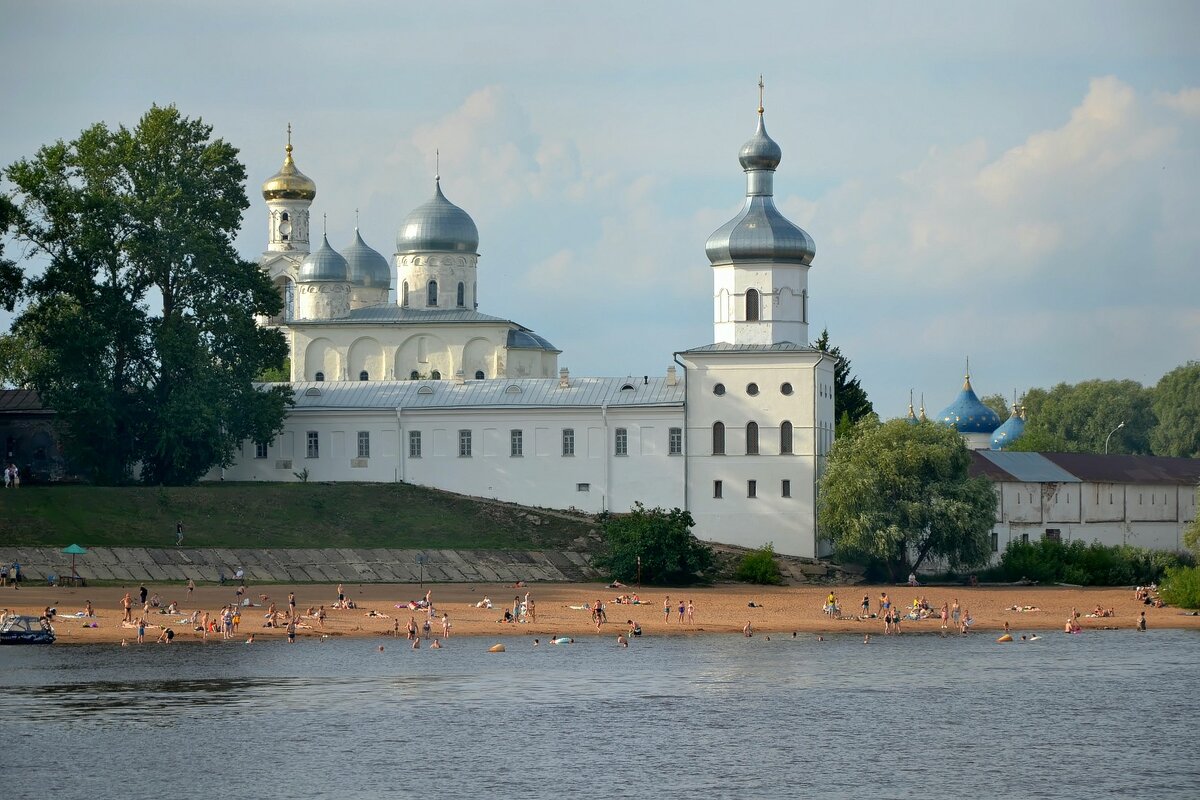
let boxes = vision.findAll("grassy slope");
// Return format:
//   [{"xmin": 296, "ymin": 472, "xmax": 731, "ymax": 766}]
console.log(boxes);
[{"xmin": 0, "ymin": 483, "xmax": 598, "ymax": 551}]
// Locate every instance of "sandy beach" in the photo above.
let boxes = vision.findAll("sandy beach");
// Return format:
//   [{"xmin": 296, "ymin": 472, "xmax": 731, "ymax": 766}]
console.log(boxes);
[{"xmin": 5, "ymin": 580, "xmax": 1198, "ymax": 645}]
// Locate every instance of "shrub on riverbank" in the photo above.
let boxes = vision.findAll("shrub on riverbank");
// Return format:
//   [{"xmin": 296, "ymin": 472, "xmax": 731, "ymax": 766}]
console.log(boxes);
[
  {"xmin": 735, "ymin": 544, "xmax": 784, "ymax": 585},
  {"xmin": 991, "ymin": 538, "xmax": 1194, "ymax": 586},
  {"xmin": 1160, "ymin": 566, "xmax": 1200, "ymax": 609}
]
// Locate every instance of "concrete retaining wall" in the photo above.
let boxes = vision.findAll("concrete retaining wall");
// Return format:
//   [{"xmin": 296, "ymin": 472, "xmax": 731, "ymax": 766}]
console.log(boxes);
[{"xmin": 0, "ymin": 546, "xmax": 600, "ymax": 585}]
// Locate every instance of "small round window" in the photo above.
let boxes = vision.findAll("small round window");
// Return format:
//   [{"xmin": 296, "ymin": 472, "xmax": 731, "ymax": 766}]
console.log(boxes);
[
  {"xmin": 781, "ymin": 382, "xmax": 794, "ymax": 396},
  {"xmin": 713, "ymin": 383, "xmax": 726, "ymax": 396},
  {"xmin": 747, "ymin": 383, "xmax": 760, "ymax": 396}
]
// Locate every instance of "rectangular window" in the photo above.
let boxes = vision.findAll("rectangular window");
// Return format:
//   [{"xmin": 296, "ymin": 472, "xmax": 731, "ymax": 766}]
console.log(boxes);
[
  {"xmin": 713, "ymin": 480, "xmax": 723, "ymax": 499},
  {"xmin": 781, "ymin": 479, "xmax": 791, "ymax": 498},
  {"xmin": 254, "ymin": 441, "xmax": 268, "ymax": 459},
  {"xmin": 1045, "ymin": 529, "xmax": 1061, "ymax": 542},
  {"xmin": 991, "ymin": 532, "xmax": 999, "ymax": 553},
  {"xmin": 747, "ymin": 479, "xmax": 757, "ymax": 498},
  {"xmin": 669, "ymin": 427, "xmax": 683, "ymax": 456},
  {"xmin": 615, "ymin": 427, "xmax": 628, "ymax": 456},
  {"xmin": 409, "ymin": 430, "xmax": 422, "ymax": 458},
  {"xmin": 1021, "ymin": 533, "xmax": 1030, "ymax": 544},
  {"xmin": 510, "ymin": 429, "xmax": 523, "ymax": 457},
  {"xmin": 357, "ymin": 431, "xmax": 370, "ymax": 459},
  {"xmin": 562, "ymin": 428, "xmax": 575, "ymax": 457},
  {"xmin": 576, "ymin": 483, "xmax": 590, "ymax": 492},
  {"xmin": 458, "ymin": 429, "xmax": 473, "ymax": 458},
  {"xmin": 306, "ymin": 431, "xmax": 319, "ymax": 459}
]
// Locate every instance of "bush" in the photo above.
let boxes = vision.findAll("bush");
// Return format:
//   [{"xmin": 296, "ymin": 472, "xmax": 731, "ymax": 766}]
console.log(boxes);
[
  {"xmin": 594, "ymin": 504, "xmax": 714, "ymax": 585},
  {"xmin": 996, "ymin": 538, "xmax": 1193, "ymax": 586},
  {"xmin": 736, "ymin": 544, "xmax": 784, "ymax": 585},
  {"xmin": 1160, "ymin": 566, "xmax": 1200, "ymax": 609}
]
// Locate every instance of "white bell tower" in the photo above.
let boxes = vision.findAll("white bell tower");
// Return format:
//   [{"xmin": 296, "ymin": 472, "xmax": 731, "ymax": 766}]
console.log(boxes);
[{"xmin": 262, "ymin": 124, "xmax": 316, "ymax": 255}]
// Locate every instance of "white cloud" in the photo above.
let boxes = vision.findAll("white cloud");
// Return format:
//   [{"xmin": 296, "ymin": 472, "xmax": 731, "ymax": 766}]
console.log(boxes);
[{"xmin": 1155, "ymin": 87, "xmax": 1200, "ymax": 118}]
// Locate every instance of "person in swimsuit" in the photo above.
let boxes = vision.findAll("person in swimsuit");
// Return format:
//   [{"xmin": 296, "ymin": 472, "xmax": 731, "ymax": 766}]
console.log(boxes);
[
  {"xmin": 678, "ymin": 600, "xmax": 685, "ymax": 622},
  {"xmin": 664, "ymin": 596, "xmax": 671, "ymax": 622},
  {"xmin": 287, "ymin": 618, "xmax": 297, "ymax": 643}
]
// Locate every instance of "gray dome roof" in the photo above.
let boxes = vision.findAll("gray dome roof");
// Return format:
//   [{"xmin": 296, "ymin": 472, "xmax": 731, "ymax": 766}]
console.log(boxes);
[
  {"xmin": 506, "ymin": 329, "xmax": 558, "ymax": 351},
  {"xmin": 396, "ymin": 180, "xmax": 479, "ymax": 254},
  {"xmin": 706, "ymin": 112, "xmax": 815, "ymax": 266},
  {"xmin": 739, "ymin": 114, "xmax": 782, "ymax": 171},
  {"xmin": 342, "ymin": 229, "xmax": 391, "ymax": 289},
  {"xmin": 298, "ymin": 234, "xmax": 349, "ymax": 282}
]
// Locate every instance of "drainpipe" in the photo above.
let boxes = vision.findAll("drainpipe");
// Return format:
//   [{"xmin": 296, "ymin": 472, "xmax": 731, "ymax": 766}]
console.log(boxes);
[
  {"xmin": 601, "ymin": 402, "xmax": 609, "ymax": 513},
  {"xmin": 812, "ymin": 353, "xmax": 830, "ymax": 558},
  {"xmin": 397, "ymin": 407, "xmax": 404, "ymax": 483},
  {"xmin": 672, "ymin": 353, "xmax": 689, "ymax": 513}
]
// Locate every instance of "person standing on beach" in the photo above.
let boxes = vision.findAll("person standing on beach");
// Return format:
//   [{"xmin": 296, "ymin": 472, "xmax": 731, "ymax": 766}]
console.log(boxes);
[
  {"xmin": 687, "ymin": 600, "xmax": 695, "ymax": 625},
  {"xmin": 407, "ymin": 616, "xmax": 417, "ymax": 640},
  {"xmin": 287, "ymin": 617, "xmax": 297, "ymax": 643},
  {"xmin": 139, "ymin": 585, "xmax": 148, "ymax": 606},
  {"xmin": 288, "ymin": 592, "xmax": 296, "ymax": 619},
  {"xmin": 678, "ymin": 599, "xmax": 685, "ymax": 623},
  {"xmin": 664, "ymin": 596, "xmax": 671, "ymax": 622},
  {"xmin": 441, "ymin": 613, "xmax": 450, "ymax": 638},
  {"xmin": 951, "ymin": 598, "xmax": 961, "ymax": 629},
  {"xmin": 186, "ymin": 578, "xmax": 195, "ymax": 601},
  {"xmin": 122, "ymin": 593, "xmax": 133, "ymax": 623}
]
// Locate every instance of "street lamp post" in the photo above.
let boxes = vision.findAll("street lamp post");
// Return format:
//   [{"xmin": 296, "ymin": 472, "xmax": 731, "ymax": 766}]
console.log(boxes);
[{"xmin": 1105, "ymin": 421, "xmax": 1125, "ymax": 455}]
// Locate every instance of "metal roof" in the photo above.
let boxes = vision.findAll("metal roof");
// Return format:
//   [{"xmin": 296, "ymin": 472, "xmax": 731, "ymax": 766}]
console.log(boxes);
[
  {"xmin": 679, "ymin": 341, "xmax": 821, "ymax": 354},
  {"xmin": 0, "ymin": 390, "xmax": 47, "ymax": 414},
  {"xmin": 972, "ymin": 451, "xmax": 1080, "ymax": 483},
  {"xmin": 283, "ymin": 376, "xmax": 685, "ymax": 411},
  {"xmin": 1042, "ymin": 452, "xmax": 1200, "ymax": 486}
]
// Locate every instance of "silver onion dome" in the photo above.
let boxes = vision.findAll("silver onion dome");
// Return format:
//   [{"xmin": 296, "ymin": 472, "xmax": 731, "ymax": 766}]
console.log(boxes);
[
  {"xmin": 396, "ymin": 179, "xmax": 479, "ymax": 255},
  {"xmin": 298, "ymin": 234, "xmax": 350, "ymax": 282},
  {"xmin": 342, "ymin": 229, "xmax": 391, "ymax": 289},
  {"xmin": 705, "ymin": 112, "xmax": 815, "ymax": 266}
]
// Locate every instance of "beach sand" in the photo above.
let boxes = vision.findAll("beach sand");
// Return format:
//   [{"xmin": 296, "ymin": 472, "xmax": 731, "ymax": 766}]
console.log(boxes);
[{"xmin": 6, "ymin": 581, "xmax": 1198, "ymax": 645}]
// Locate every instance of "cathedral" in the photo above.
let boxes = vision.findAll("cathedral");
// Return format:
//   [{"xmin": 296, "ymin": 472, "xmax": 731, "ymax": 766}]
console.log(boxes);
[{"xmin": 214, "ymin": 102, "xmax": 836, "ymax": 559}]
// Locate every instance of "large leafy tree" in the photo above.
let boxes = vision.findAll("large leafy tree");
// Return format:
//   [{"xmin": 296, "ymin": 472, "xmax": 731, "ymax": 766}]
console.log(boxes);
[
  {"xmin": 1150, "ymin": 362, "xmax": 1200, "ymax": 458},
  {"xmin": 813, "ymin": 328, "xmax": 873, "ymax": 434},
  {"xmin": 595, "ymin": 504, "xmax": 714, "ymax": 585},
  {"xmin": 0, "ymin": 196, "xmax": 22, "ymax": 309},
  {"xmin": 1011, "ymin": 379, "xmax": 1154, "ymax": 454},
  {"xmin": 980, "ymin": 392, "xmax": 1011, "ymax": 422},
  {"xmin": 3, "ymin": 105, "xmax": 291, "ymax": 484},
  {"xmin": 818, "ymin": 418, "xmax": 997, "ymax": 579}
]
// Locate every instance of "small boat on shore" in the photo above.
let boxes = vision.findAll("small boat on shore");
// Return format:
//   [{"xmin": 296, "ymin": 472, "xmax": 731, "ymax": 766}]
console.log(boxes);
[{"xmin": 0, "ymin": 615, "xmax": 56, "ymax": 644}]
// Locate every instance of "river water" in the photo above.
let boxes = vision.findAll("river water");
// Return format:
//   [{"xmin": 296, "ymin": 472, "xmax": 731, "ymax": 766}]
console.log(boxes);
[{"xmin": 2, "ymin": 630, "xmax": 1198, "ymax": 799}]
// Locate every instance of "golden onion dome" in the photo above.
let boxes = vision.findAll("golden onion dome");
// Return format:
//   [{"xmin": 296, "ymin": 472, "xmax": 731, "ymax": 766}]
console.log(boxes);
[{"xmin": 261, "ymin": 143, "xmax": 316, "ymax": 202}]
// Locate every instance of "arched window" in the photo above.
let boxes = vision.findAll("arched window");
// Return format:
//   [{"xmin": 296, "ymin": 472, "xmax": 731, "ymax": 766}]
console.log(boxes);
[
  {"xmin": 474, "ymin": 370, "xmax": 485, "ymax": 380},
  {"xmin": 780, "ymin": 421, "xmax": 793, "ymax": 454},
  {"xmin": 746, "ymin": 289, "xmax": 760, "ymax": 322},
  {"xmin": 802, "ymin": 289, "xmax": 808, "ymax": 323},
  {"xmin": 746, "ymin": 421, "xmax": 759, "ymax": 455},
  {"xmin": 457, "ymin": 282, "xmax": 465, "ymax": 307},
  {"xmin": 712, "ymin": 422, "xmax": 726, "ymax": 455},
  {"xmin": 473, "ymin": 281, "xmax": 478, "ymax": 309},
  {"xmin": 314, "ymin": 371, "xmax": 325, "ymax": 382},
  {"xmin": 359, "ymin": 371, "xmax": 369, "ymax": 381},
  {"xmin": 409, "ymin": 370, "xmax": 420, "ymax": 380},
  {"xmin": 430, "ymin": 370, "xmax": 441, "ymax": 380},
  {"xmin": 427, "ymin": 280, "xmax": 438, "ymax": 306},
  {"xmin": 401, "ymin": 281, "xmax": 409, "ymax": 307}
]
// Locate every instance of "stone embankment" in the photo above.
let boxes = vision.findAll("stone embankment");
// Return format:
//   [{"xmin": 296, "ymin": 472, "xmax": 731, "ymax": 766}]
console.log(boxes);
[{"xmin": 0, "ymin": 546, "xmax": 600, "ymax": 585}]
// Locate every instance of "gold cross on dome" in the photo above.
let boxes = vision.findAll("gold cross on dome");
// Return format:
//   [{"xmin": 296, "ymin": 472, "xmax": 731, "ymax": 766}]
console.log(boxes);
[
  {"xmin": 758, "ymin": 76, "xmax": 765, "ymax": 115},
  {"xmin": 286, "ymin": 122, "xmax": 293, "ymax": 153}
]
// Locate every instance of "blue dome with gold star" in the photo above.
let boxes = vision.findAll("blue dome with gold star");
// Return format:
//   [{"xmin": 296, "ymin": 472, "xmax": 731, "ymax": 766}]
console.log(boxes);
[
  {"xmin": 936, "ymin": 374, "xmax": 1001, "ymax": 434},
  {"xmin": 990, "ymin": 405, "xmax": 1026, "ymax": 450}
]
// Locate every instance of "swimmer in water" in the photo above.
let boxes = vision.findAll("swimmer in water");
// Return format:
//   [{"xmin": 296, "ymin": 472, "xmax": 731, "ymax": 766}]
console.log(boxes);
[
  {"xmin": 412, "ymin": 638, "xmax": 421, "ymax": 649},
  {"xmin": 430, "ymin": 639, "xmax": 442, "ymax": 649},
  {"xmin": 533, "ymin": 638, "xmax": 539, "ymax": 646},
  {"xmin": 863, "ymin": 634, "xmax": 870, "ymax": 644},
  {"xmin": 617, "ymin": 634, "xmax": 628, "ymax": 648}
]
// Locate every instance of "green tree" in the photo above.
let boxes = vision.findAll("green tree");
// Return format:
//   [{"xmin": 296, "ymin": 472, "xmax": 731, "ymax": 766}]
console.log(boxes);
[
  {"xmin": 0, "ymin": 196, "xmax": 22, "ymax": 311},
  {"xmin": 595, "ymin": 503, "xmax": 714, "ymax": 585},
  {"xmin": 1150, "ymin": 362, "xmax": 1200, "ymax": 457},
  {"xmin": 980, "ymin": 393, "xmax": 1010, "ymax": 422},
  {"xmin": 4, "ymin": 105, "xmax": 291, "ymax": 484},
  {"xmin": 1016, "ymin": 380, "xmax": 1154, "ymax": 454},
  {"xmin": 1006, "ymin": 428, "xmax": 1073, "ymax": 453},
  {"xmin": 813, "ymin": 328, "xmax": 873, "ymax": 433},
  {"xmin": 818, "ymin": 417, "xmax": 997, "ymax": 579}
]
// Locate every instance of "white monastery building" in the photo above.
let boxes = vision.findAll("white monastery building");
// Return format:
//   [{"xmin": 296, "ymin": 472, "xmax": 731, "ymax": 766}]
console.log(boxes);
[{"xmin": 213, "ymin": 104, "xmax": 836, "ymax": 558}]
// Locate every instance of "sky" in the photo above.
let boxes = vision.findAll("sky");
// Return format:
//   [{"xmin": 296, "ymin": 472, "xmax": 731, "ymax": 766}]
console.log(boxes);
[{"xmin": 3, "ymin": 1, "xmax": 1199, "ymax": 417}]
